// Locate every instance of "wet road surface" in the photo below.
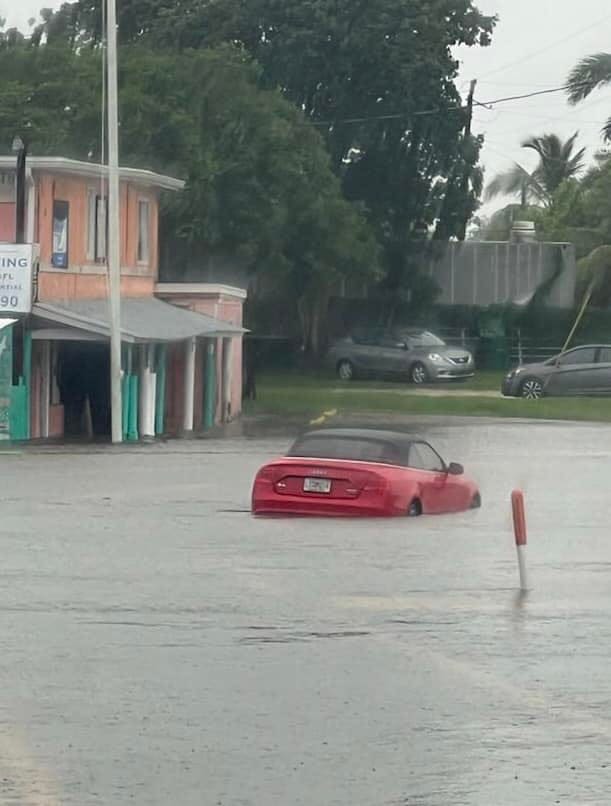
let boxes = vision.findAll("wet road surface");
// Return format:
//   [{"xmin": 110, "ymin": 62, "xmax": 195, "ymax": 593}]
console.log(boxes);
[{"xmin": 1, "ymin": 417, "xmax": 611, "ymax": 804}]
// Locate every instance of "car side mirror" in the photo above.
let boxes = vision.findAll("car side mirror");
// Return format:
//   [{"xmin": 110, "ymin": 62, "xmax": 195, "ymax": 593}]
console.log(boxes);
[{"xmin": 447, "ymin": 462, "xmax": 464, "ymax": 476}]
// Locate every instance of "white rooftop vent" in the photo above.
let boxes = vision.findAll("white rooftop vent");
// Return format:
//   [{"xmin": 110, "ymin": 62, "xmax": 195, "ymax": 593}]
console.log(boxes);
[{"xmin": 510, "ymin": 220, "xmax": 537, "ymax": 243}]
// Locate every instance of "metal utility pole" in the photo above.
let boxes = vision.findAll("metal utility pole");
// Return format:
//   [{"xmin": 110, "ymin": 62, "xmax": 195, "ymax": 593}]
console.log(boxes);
[
  {"xmin": 106, "ymin": 0, "xmax": 123, "ymax": 443},
  {"xmin": 464, "ymin": 79, "xmax": 477, "ymax": 140},
  {"xmin": 12, "ymin": 136, "xmax": 26, "ymax": 245},
  {"xmin": 456, "ymin": 78, "xmax": 477, "ymax": 241},
  {"xmin": 432, "ymin": 79, "xmax": 478, "ymax": 241}
]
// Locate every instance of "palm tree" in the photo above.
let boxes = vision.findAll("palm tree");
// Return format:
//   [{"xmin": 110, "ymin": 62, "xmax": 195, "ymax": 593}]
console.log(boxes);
[
  {"xmin": 567, "ymin": 53, "xmax": 611, "ymax": 140},
  {"xmin": 485, "ymin": 132, "xmax": 585, "ymax": 207},
  {"xmin": 485, "ymin": 163, "xmax": 544, "ymax": 207}
]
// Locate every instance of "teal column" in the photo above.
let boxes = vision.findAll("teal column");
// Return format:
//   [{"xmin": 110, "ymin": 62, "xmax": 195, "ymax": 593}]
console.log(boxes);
[
  {"xmin": 8, "ymin": 382, "xmax": 27, "ymax": 440},
  {"xmin": 121, "ymin": 373, "xmax": 129, "ymax": 440},
  {"xmin": 3, "ymin": 325, "xmax": 27, "ymax": 441},
  {"xmin": 155, "ymin": 344, "xmax": 166, "ymax": 436},
  {"xmin": 127, "ymin": 375, "xmax": 139, "ymax": 441},
  {"xmin": 124, "ymin": 344, "xmax": 139, "ymax": 442},
  {"xmin": 121, "ymin": 344, "xmax": 129, "ymax": 441},
  {"xmin": 203, "ymin": 340, "xmax": 217, "ymax": 430},
  {"xmin": 23, "ymin": 329, "xmax": 32, "ymax": 440}
]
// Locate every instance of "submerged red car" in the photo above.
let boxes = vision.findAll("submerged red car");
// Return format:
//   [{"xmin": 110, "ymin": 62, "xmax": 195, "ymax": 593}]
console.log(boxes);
[{"xmin": 252, "ymin": 428, "xmax": 480, "ymax": 517}]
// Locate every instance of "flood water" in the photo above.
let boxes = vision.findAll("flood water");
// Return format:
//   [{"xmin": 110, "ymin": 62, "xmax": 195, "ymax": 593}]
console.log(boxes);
[{"xmin": 1, "ymin": 417, "xmax": 611, "ymax": 804}]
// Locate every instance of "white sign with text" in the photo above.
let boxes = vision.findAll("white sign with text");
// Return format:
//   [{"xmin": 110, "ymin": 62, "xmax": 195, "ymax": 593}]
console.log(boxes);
[{"xmin": 0, "ymin": 244, "xmax": 33, "ymax": 314}]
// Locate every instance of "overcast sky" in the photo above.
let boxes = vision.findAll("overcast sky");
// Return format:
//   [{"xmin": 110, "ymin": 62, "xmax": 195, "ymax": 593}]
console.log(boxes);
[
  {"xmin": 2, "ymin": 0, "xmax": 611, "ymax": 216},
  {"xmin": 457, "ymin": 0, "xmax": 611, "ymax": 213}
]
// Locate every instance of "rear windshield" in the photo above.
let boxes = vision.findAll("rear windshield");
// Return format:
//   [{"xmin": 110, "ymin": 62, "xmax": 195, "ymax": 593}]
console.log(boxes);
[{"xmin": 288, "ymin": 436, "xmax": 403, "ymax": 465}]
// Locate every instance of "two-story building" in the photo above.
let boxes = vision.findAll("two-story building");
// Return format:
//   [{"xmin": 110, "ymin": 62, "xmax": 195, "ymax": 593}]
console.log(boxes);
[{"xmin": 0, "ymin": 156, "xmax": 246, "ymax": 441}]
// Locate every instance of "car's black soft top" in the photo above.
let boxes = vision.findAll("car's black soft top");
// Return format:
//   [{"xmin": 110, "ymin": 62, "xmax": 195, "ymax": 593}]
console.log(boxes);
[{"xmin": 288, "ymin": 428, "xmax": 415, "ymax": 465}]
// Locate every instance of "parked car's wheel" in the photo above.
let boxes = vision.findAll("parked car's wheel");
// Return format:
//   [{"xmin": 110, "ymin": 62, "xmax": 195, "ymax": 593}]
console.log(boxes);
[
  {"xmin": 519, "ymin": 377, "xmax": 544, "ymax": 399},
  {"xmin": 407, "ymin": 498, "xmax": 422, "ymax": 517},
  {"xmin": 470, "ymin": 492, "xmax": 482, "ymax": 509},
  {"xmin": 410, "ymin": 362, "xmax": 428, "ymax": 385},
  {"xmin": 337, "ymin": 359, "xmax": 355, "ymax": 381}
]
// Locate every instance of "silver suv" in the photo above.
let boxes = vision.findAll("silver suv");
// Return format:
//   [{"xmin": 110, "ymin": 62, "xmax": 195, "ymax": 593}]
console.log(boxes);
[{"xmin": 327, "ymin": 329, "xmax": 475, "ymax": 384}]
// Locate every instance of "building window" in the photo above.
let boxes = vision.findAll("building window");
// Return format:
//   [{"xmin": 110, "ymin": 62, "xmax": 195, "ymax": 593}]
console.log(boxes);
[
  {"xmin": 86, "ymin": 190, "xmax": 95, "ymax": 260},
  {"xmin": 52, "ymin": 200, "xmax": 69, "ymax": 268},
  {"xmin": 0, "ymin": 173, "xmax": 15, "ymax": 197},
  {"xmin": 137, "ymin": 199, "xmax": 150, "ymax": 264},
  {"xmin": 87, "ymin": 191, "xmax": 107, "ymax": 262},
  {"xmin": 96, "ymin": 196, "xmax": 107, "ymax": 261}
]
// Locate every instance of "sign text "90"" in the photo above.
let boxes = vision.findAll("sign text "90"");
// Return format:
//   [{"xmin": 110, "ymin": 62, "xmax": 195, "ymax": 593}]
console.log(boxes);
[{"xmin": 0, "ymin": 296, "xmax": 19, "ymax": 308}]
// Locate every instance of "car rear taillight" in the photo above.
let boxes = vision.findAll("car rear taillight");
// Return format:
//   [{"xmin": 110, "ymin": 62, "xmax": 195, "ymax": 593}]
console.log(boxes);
[
  {"xmin": 362, "ymin": 477, "xmax": 386, "ymax": 493},
  {"xmin": 256, "ymin": 466, "xmax": 283, "ymax": 483}
]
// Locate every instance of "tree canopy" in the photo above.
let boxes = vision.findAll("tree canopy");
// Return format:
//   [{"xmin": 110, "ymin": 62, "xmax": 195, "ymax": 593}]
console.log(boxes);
[
  {"xmin": 0, "ymin": 38, "xmax": 379, "ymax": 349},
  {"xmin": 1, "ymin": 0, "xmax": 497, "ymax": 348},
  {"xmin": 485, "ymin": 132, "xmax": 585, "ymax": 209},
  {"xmin": 567, "ymin": 53, "xmax": 611, "ymax": 141},
  {"xmin": 151, "ymin": 0, "xmax": 496, "ymax": 252}
]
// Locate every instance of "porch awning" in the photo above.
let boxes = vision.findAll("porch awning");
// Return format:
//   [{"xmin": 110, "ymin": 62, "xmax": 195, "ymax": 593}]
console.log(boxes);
[{"xmin": 32, "ymin": 297, "xmax": 244, "ymax": 343}]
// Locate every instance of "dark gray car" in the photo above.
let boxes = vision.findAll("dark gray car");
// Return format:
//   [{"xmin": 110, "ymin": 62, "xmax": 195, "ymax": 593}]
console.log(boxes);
[
  {"xmin": 327, "ymin": 329, "xmax": 475, "ymax": 384},
  {"xmin": 502, "ymin": 344, "xmax": 611, "ymax": 398}
]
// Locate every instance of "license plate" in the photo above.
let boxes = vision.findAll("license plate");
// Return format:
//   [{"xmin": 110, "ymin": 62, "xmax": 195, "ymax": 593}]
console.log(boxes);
[{"xmin": 303, "ymin": 477, "xmax": 331, "ymax": 494}]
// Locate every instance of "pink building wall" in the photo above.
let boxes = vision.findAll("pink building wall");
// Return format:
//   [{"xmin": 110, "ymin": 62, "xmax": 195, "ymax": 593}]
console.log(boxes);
[
  {"xmin": 165, "ymin": 343, "xmax": 184, "ymax": 436},
  {"xmin": 0, "ymin": 202, "xmax": 14, "ymax": 241},
  {"xmin": 36, "ymin": 173, "xmax": 158, "ymax": 302},
  {"xmin": 1, "ymin": 159, "xmax": 247, "ymax": 439},
  {"xmin": 187, "ymin": 296, "xmax": 243, "ymax": 421},
  {"xmin": 155, "ymin": 285, "xmax": 246, "ymax": 420}
]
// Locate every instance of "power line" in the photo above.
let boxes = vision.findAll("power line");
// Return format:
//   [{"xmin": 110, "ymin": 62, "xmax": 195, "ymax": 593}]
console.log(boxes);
[
  {"xmin": 478, "ymin": 79, "xmax": 583, "ymax": 89},
  {"xmin": 479, "ymin": 84, "xmax": 587, "ymax": 107},
  {"xmin": 474, "ymin": 83, "xmax": 611, "ymax": 141},
  {"xmin": 478, "ymin": 11, "xmax": 611, "ymax": 81},
  {"xmin": 310, "ymin": 108, "xmax": 460, "ymax": 126},
  {"xmin": 309, "ymin": 82, "xmax": 589, "ymax": 127}
]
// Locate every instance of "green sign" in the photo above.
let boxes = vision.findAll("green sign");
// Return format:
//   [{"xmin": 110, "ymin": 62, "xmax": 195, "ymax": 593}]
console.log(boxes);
[{"xmin": 0, "ymin": 323, "xmax": 13, "ymax": 438}]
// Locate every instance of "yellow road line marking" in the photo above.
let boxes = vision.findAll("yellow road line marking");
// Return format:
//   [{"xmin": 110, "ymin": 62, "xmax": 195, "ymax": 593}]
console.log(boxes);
[
  {"xmin": 309, "ymin": 415, "xmax": 326, "ymax": 426},
  {"xmin": 309, "ymin": 409, "xmax": 338, "ymax": 426}
]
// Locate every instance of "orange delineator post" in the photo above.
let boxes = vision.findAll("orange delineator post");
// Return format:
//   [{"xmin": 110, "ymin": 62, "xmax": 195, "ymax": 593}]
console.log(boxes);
[
  {"xmin": 511, "ymin": 490, "xmax": 529, "ymax": 590},
  {"xmin": 511, "ymin": 490, "xmax": 527, "ymax": 546}
]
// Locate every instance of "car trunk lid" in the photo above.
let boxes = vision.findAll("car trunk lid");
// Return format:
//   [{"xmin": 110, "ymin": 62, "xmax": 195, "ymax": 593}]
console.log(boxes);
[{"xmin": 260, "ymin": 461, "xmax": 386, "ymax": 499}]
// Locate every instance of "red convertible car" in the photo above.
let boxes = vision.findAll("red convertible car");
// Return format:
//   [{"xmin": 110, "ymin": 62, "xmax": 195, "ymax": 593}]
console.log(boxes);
[{"xmin": 251, "ymin": 428, "xmax": 480, "ymax": 517}]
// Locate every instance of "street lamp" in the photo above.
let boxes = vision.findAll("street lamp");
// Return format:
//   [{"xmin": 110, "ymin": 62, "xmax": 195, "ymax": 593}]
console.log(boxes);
[{"xmin": 11, "ymin": 135, "xmax": 26, "ymax": 245}]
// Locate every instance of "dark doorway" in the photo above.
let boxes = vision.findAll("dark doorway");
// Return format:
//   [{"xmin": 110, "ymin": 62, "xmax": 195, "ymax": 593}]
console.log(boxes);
[{"xmin": 58, "ymin": 342, "xmax": 110, "ymax": 438}]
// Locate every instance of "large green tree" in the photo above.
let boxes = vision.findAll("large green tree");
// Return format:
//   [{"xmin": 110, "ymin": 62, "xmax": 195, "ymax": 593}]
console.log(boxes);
[
  {"xmin": 35, "ymin": 0, "xmax": 496, "ymax": 311},
  {"xmin": 155, "ymin": 0, "xmax": 496, "ymax": 293},
  {"xmin": 0, "ymin": 40, "xmax": 377, "ymax": 352}
]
